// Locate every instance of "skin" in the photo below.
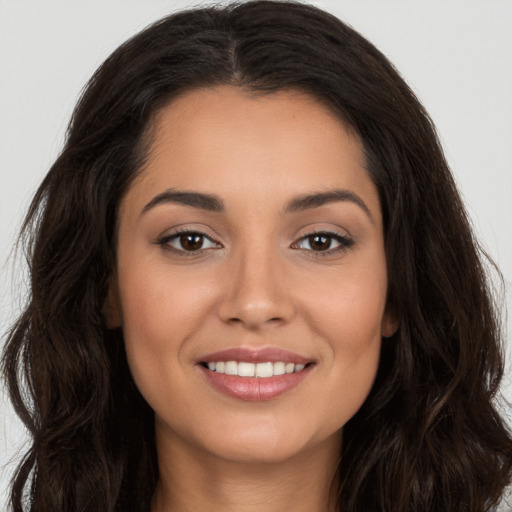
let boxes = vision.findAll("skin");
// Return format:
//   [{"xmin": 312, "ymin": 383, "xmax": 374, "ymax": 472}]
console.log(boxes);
[{"xmin": 111, "ymin": 85, "xmax": 397, "ymax": 512}]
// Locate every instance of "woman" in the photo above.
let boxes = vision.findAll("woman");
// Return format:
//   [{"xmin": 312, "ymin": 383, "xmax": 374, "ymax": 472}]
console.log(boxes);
[{"xmin": 2, "ymin": 1, "xmax": 511, "ymax": 511}]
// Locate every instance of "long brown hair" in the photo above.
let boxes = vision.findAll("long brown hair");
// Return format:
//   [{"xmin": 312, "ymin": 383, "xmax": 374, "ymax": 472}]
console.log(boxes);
[{"xmin": 2, "ymin": 1, "xmax": 511, "ymax": 511}]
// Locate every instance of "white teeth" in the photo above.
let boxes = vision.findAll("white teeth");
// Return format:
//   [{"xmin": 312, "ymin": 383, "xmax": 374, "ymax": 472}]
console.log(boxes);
[
  {"xmin": 225, "ymin": 361, "xmax": 238, "ymax": 375},
  {"xmin": 273, "ymin": 362, "xmax": 285, "ymax": 375},
  {"xmin": 205, "ymin": 361, "xmax": 308, "ymax": 377},
  {"xmin": 255, "ymin": 362, "xmax": 273, "ymax": 378},
  {"xmin": 238, "ymin": 361, "xmax": 256, "ymax": 377}
]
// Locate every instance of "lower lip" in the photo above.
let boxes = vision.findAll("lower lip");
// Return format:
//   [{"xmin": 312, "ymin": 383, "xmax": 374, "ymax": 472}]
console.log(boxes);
[{"xmin": 199, "ymin": 365, "xmax": 312, "ymax": 401}]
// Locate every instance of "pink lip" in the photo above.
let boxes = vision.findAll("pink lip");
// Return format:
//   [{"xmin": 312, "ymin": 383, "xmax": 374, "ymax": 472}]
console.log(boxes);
[
  {"xmin": 199, "ymin": 347, "xmax": 310, "ymax": 365},
  {"xmin": 199, "ymin": 364, "xmax": 313, "ymax": 401},
  {"xmin": 197, "ymin": 347, "xmax": 314, "ymax": 401}
]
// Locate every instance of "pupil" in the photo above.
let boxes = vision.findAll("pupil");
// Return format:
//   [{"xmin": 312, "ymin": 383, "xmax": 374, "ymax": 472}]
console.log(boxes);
[
  {"xmin": 181, "ymin": 233, "xmax": 203, "ymax": 251},
  {"xmin": 310, "ymin": 234, "xmax": 330, "ymax": 251}
]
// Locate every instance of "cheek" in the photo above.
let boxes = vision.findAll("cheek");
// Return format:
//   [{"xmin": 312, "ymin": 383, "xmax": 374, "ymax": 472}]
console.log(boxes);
[
  {"xmin": 116, "ymin": 261, "xmax": 218, "ymax": 395},
  {"xmin": 301, "ymin": 257, "xmax": 388, "ymax": 346},
  {"xmin": 119, "ymin": 259, "xmax": 217, "ymax": 337},
  {"xmin": 298, "ymin": 261, "xmax": 386, "ymax": 423}
]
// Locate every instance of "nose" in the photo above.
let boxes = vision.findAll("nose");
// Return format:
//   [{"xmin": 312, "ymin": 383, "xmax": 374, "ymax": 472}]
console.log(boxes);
[{"xmin": 217, "ymin": 244, "xmax": 295, "ymax": 330}]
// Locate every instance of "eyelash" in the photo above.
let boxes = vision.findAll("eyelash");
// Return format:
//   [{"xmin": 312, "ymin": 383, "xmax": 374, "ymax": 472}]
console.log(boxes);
[
  {"xmin": 291, "ymin": 231, "xmax": 354, "ymax": 255},
  {"xmin": 156, "ymin": 229, "xmax": 221, "ymax": 256},
  {"xmin": 156, "ymin": 229, "xmax": 354, "ymax": 256}
]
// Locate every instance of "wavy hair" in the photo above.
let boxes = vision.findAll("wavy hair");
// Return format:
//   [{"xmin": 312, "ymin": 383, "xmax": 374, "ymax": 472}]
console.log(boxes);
[{"xmin": 2, "ymin": 1, "xmax": 511, "ymax": 511}]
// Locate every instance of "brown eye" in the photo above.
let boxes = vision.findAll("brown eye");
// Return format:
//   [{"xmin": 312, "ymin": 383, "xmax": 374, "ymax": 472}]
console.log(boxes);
[
  {"xmin": 158, "ymin": 231, "xmax": 219, "ymax": 253},
  {"xmin": 294, "ymin": 232, "xmax": 354, "ymax": 253},
  {"xmin": 180, "ymin": 233, "xmax": 204, "ymax": 251},
  {"xmin": 308, "ymin": 234, "xmax": 331, "ymax": 251}
]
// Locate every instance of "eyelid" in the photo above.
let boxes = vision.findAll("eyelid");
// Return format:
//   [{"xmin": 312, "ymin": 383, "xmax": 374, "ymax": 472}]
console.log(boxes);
[
  {"xmin": 153, "ymin": 225, "xmax": 354, "ymax": 257},
  {"xmin": 156, "ymin": 227, "xmax": 223, "ymax": 254},
  {"xmin": 291, "ymin": 228, "xmax": 354, "ymax": 254}
]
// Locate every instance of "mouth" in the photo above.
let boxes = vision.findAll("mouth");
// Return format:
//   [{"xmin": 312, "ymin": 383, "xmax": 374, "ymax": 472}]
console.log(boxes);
[
  {"xmin": 197, "ymin": 347, "xmax": 315, "ymax": 401},
  {"xmin": 200, "ymin": 360, "xmax": 311, "ymax": 377}
]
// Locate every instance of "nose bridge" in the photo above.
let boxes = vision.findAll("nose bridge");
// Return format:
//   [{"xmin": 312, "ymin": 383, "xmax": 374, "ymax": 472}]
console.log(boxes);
[{"xmin": 218, "ymin": 236, "xmax": 293, "ymax": 328}]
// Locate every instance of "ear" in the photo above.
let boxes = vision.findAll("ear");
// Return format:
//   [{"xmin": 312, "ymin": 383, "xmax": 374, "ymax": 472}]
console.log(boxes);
[
  {"xmin": 103, "ymin": 279, "xmax": 122, "ymax": 329},
  {"xmin": 381, "ymin": 305, "xmax": 399, "ymax": 338}
]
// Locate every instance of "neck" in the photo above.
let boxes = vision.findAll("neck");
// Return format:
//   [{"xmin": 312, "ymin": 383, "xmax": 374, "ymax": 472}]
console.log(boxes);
[{"xmin": 151, "ymin": 427, "xmax": 342, "ymax": 512}]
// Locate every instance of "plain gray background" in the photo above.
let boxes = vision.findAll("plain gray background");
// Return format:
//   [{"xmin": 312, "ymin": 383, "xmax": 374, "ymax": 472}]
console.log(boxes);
[{"xmin": 1, "ymin": 1, "xmax": 511, "ymax": 508}]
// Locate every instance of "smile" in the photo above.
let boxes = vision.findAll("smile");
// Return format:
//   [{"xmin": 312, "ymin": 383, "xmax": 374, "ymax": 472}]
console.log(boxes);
[{"xmin": 204, "ymin": 361, "xmax": 306, "ymax": 378}]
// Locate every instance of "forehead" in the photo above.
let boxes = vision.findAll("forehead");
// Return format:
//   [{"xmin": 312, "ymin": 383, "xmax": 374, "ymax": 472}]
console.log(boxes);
[{"xmin": 122, "ymin": 85, "xmax": 380, "ymax": 219}]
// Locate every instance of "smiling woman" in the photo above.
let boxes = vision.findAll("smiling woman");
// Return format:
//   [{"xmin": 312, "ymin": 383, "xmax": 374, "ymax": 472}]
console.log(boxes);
[
  {"xmin": 1, "ymin": 1, "xmax": 511, "ymax": 512},
  {"xmin": 113, "ymin": 87, "xmax": 394, "ymax": 483}
]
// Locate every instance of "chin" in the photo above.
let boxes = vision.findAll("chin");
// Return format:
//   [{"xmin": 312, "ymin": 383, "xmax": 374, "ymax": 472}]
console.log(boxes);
[{"xmin": 182, "ymin": 414, "xmax": 343, "ymax": 466}]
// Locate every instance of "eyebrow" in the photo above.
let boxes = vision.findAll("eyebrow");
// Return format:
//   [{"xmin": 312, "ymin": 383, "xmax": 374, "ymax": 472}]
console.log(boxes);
[
  {"xmin": 285, "ymin": 189, "xmax": 374, "ymax": 222},
  {"xmin": 141, "ymin": 189, "xmax": 224, "ymax": 215},
  {"xmin": 140, "ymin": 188, "xmax": 373, "ymax": 222}
]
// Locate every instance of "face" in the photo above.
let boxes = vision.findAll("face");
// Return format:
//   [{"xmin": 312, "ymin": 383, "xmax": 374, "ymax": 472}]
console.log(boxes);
[{"xmin": 113, "ymin": 85, "xmax": 396, "ymax": 465}]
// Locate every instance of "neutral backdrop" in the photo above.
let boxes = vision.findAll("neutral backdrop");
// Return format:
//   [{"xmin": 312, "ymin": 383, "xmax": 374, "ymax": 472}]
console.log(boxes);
[{"xmin": 1, "ymin": 0, "xmax": 511, "ymax": 508}]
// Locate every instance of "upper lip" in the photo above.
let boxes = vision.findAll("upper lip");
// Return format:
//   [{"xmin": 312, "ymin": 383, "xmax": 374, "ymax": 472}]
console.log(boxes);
[{"xmin": 198, "ymin": 347, "xmax": 312, "ymax": 365}]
